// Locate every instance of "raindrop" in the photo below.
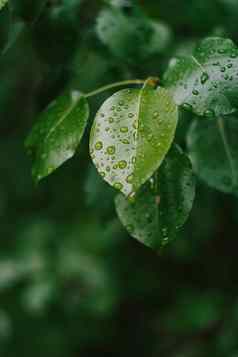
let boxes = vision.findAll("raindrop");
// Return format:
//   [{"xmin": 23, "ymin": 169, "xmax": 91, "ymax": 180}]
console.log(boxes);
[
  {"xmin": 118, "ymin": 160, "xmax": 127, "ymax": 169},
  {"xmin": 106, "ymin": 146, "xmax": 116, "ymax": 155},
  {"xmin": 114, "ymin": 182, "xmax": 123, "ymax": 190},
  {"xmin": 200, "ymin": 72, "xmax": 209, "ymax": 84},
  {"xmin": 204, "ymin": 109, "xmax": 214, "ymax": 118},
  {"xmin": 192, "ymin": 89, "xmax": 199, "ymax": 96},
  {"xmin": 182, "ymin": 103, "xmax": 192, "ymax": 111},
  {"xmin": 95, "ymin": 141, "xmax": 103, "ymax": 150},
  {"xmin": 120, "ymin": 126, "xmax": 129, "ymax": 133},
  {"xmin": 126, "ymin": 174, "xmax": 133, "ymax": 183}
]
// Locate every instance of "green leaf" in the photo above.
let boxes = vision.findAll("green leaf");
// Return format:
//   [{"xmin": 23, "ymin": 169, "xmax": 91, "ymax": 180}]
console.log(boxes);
[
  {"xmin": 0, "ymin": 0, "xmax": 8, "ymax": 11},
  {"xmin": 115, "ymin": 145, "xmax": 195, "ymax": 249},
  {"xmin": 187, "ymin": 116, "xmax": 238, "ymax": 195},
  {"xmin": 96, "ymin": 7, "xmax": 171, "ymax": 60},
  {"xmin": 164, "ymin": 37, "xmax": 238, "ymax": 117},
  {"xmin": 26, "ymin": 91, "xmax": 89, "ymax": 182},
  {"xmin": 89, "ymin": 85, "xmax": 178, "ymax": 197}
]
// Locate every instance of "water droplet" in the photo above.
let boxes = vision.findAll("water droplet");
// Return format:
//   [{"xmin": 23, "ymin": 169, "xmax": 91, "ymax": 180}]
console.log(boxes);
[
  {"xmin": 220, "ymin": 67, "xmax": 226, "ymax": 72},
  {"xmin": 121, "ymin": 139, "xmax": 129, "ymax": 144},
  {"xmin": 126, "ymin": 174, "xmax": 133, "ymax": 183},
  {"xmin": 120, "ymin": 126, "xmax": 128, "ymax": 133},
  {"xmin": 128, "ymin": 192, "xmax": 136, "ymax": 202},
  {"xmin": 133, "ymin": 120, "xmax": 138, "ymax": 129},
  {"xmin": 118, "ymin": 160, "xmax": 127, "ymax": 169},
  {"xmin": 95, "ymin": 141, "xmax": 103, "ymax": 150},
  {"xmin": 128, "ymin": 113, "xmax": 134, "ymax": 118},
  {"xmin": 108, "ymin": 117, "xmax": 114, "ymax": 123},
  {"xmin": 200, "ymin": 72, "xmax": 209, "ymax": 84},
  {"xmin": 192, "ymin": 89, "xmax": 199, "ymax": 96},
  {"xmin": 106, "ymin": 146, "xmax": 116, "ymax": 155},
  {"xmin": 114, "ymin": 182, "xmax": 123, "ymax": 190},
  {"xmin": 182, "ymin": 103, "xmax": 192, "ymax": 111},
  {"xmin": 204, "ymin": 109, "xmax": 214, "ymax": 118}
]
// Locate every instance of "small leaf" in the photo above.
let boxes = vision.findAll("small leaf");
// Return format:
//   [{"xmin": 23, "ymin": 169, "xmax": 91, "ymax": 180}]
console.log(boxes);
[
  {"xmin": 164, "ymin": 37, "xmax": 238, "ymax": 117},
  {"xmin": 89, "ymin": 85, "xmax": 178, "ymax": 196},
  {"xmin": 115, "ymin": 145, "xmax": 195, "ymax": 249},
  {"xmin": 0, "ymin": 0, "xmax": 8, "ymax": 11},
  {"xmin": 187, "ymin": 116, "xmax": 238, "ymax": 195},
  {"xmin": 26, "ymin": 91, "xmax": 89, "ymax": 182}
]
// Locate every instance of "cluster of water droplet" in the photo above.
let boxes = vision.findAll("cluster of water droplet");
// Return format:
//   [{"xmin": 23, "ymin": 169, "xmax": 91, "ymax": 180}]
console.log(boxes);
[
  {"xmin": 90, "ymin": 89, "xmax": 140, "ymax": 196},
  {"xmin": 166, "ymin": 38, "xmax": 238, "ymax": 117}
]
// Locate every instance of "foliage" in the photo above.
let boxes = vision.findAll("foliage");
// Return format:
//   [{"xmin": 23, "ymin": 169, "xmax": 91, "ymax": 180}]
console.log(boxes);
[{"xmin": 1, "ymin": 0, "xmax": 238, "ymax": 356}]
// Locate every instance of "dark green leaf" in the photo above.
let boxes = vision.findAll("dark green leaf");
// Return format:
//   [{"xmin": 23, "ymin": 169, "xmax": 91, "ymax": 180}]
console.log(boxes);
[
  {"xmin": 115, "ymin": 145, "xmax": 195, "ymax": 249},
  {"xmin": 96, "ymin": 7, "xmax": 171, "ymax": 60},
  {"xmin": 187, "ymin": 116, "xmax": 238, "ymax": 194},
  {"xmin": 26, "ymin": 91, "xmax": 89, "ymax": 182},
  {"xmin": 164, "ymin": 37, "xmax": 238, "ymax": 117},
  {"xmin": 0, "ymin": 0, "xmax": 8, "ymax": 11},
  {"xmin": 89, "ymin": 85, "xmax": 178, "ymax": 197}
]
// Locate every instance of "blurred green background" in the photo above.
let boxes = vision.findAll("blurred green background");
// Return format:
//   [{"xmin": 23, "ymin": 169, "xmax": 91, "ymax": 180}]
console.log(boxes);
[{"xmin": 1, "ymin": 0, "xmax": 238, "ymax": 356}]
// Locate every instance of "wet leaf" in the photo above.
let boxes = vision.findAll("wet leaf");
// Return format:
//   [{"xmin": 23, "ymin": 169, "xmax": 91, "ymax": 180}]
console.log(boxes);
[
  {"xmin": 164, "ymin": 37, "xmax": 238, "ymax": 117},
  {"xmin": 26, "ymin": 91, "xmax": 89, "ymax": 182},
  {"xmin": 115, "ymin": 145, "xmax": 195, "ymax": 249},
  {"xmin": 89, "ymin": 85, "xmax": 178, "ymax": 196},
  {"xmin": 187, "ymin": 116, "xmax": 238, "ymax": 194}
]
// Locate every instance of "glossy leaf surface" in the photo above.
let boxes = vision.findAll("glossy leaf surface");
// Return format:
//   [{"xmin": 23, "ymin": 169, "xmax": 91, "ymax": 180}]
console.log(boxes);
[
  {"xmin": 89, "ymin": 86, "xmax": 178, "ymax": 196},
  {"xmin": 164, "ymin": 37, "xmax": 238, "ymax": 117},
  {"xmin": 187, "ymin": 116, "xmax": 238, "ymax": 194},
  {"xmin": 115, "ymin": 145, "xmax": 195, "ymax": 249},
  {"xmin": 26, "ymin": 91, "xmax": 89, "ymax": 182}
]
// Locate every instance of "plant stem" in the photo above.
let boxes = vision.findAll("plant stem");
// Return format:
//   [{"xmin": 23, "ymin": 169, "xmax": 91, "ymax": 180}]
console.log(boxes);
[{"xmin": 84, "ymin": 79, "xmax": 145, "ymax": 98}]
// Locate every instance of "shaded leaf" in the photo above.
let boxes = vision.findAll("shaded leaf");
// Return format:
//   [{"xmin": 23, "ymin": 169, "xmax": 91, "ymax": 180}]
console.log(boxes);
[
  {"xmin": 89, "ymin": 85, "xmax": 178, "ymax": 196},
  {"xmin": 187, "ymin": 116, "xmax": 238, "ymax": 194},
  {"xmin": 115, "ymin": 145, "xmax": 195, "ymax": 249},
  {"xmin": 1, "ymin": 20, "xmax": 25, "ymax": 55},
  {"xmin": 26, "ymin": 91, "xmax": 89, "ymax": 181},
  {"xmin": 96, "ymin": 7, "xmax": 171, "ymax": 60},
  {"xmin": 0, "ymin": 0, "xmax": 8, "ymax": 11},
  {"xmin": 164, "ymin": 37, "xmax": 238, "ymax": 117}
]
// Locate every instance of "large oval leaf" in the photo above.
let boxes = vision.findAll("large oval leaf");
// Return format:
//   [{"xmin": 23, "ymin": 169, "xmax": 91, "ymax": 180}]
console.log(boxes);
[
  {"xmin": 187, "ymin": 116, "xmax": 238, "ymax": 195},
  {"xmin": 115, "ymin": 145, "xmax": 195, "ymax": 249},
  {"xmin": 25, "ymin": 91, "xmax": 89, "ymax": 182},
  {"xmin": 89, "ymin": 86, "xmax": 178, "ymax": 196},
  {"xmin": 164, "ymin": 37, "xmax": 238, "ymax": 117}
]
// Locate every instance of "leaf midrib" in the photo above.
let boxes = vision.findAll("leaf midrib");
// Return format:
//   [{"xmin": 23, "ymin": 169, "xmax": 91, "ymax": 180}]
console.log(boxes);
[{"xmin": 44, "ymin": 94, "xmax": 82, "ymax": 144}]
